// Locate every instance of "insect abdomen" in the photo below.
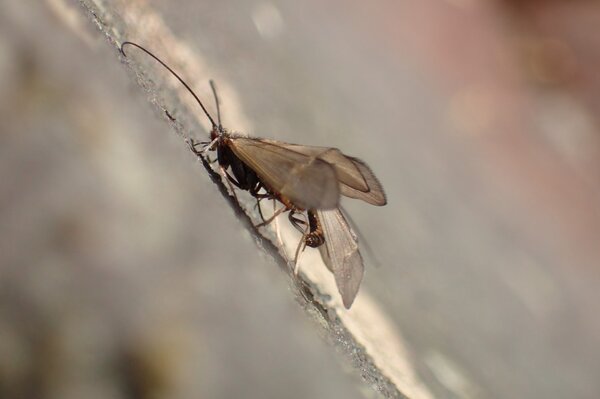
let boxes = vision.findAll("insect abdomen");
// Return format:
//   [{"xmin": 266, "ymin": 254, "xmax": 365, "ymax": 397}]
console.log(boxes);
[{"xmin": 305, "ymin": 210, "xmax": 325, "ymax": 248}]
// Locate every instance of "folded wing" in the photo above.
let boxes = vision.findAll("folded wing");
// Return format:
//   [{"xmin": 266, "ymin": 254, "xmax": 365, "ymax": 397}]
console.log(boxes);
[
  {"xmin": 268, "ymin": 141, "xmax": 386, "ymax": 206},
  {"xmin": 228, "ymin": 137, "xmax": 340, "ymax": 209},
  {"xmin": 339, "ymin": 156, "xmax": 386, "ymax": 206},
  {"xmin": 317, "ymin": 208, "xmax": 364, "ymax": 308}
]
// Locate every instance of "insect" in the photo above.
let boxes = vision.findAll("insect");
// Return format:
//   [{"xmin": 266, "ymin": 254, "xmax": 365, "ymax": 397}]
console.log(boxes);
[{"xmin": 120, "ymin": 41, "xmax": 385, "ymax": 308}]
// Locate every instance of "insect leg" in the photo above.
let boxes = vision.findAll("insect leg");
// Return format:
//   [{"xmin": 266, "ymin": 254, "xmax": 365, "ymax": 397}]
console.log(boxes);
[
  {"xmin": 219, "ymin": 165, "xmax": 240, "ymax": 203},
  {"xmin": 291, "ymin": 211, "xmax": 310, "ymax": 276},
  {"xmin": 187, "ymin": 138, "xmax": 218, "ymax": 163},
  {"xmin": 255, "ymin": 196, "xmax": 278, "ymax": 223},
  {"xmin": 272, "ymin": 199, "xmax": 288, "ymax": 264},
  {"xmin": 293, "ymin": 238, "xmax": 307, "ymax": 276},
  {"xmin": 288, "ymin": 212, "xmax": 307, "ymax": 234},
  {"xmin": 251, "ymin": 184, "xmax": 274, "ymax": 224},
  {"xmin": 188, "ymin": 137, "xmax": 219, "ymax": 154},
  {"xmin": 222, "ymin": 169, "xmax": 245, "ymax": 190},
  {"xmin": 187, "ymin": 138, "xmax": 206, "ymax": 154},
  {"xmin": 255, "ymin": 197, "xmax": 267, "ymax": 223},
  {"xmin": 255, "ymin": 205, "xmax": 288, "ymax": 228}
]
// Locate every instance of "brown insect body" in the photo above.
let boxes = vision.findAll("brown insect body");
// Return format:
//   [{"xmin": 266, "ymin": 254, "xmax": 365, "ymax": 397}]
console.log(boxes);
[
  {"xmin": 213, "ymin": 133, "xmax": 264, "ymax": 196},
  {"xmin": 120, "ymin": 41, "xmax": 385, "ymax": 308},
  {"xmin": 208, "ymin": 131, "xmax": 323, "ymax": 215},
  {"xmin": 221, "ymin": 136, "xmax": 342, "ymax": 210},
  {"xmin": 219, "ymin": 135, "xmax": 304, "ymax": 211}
]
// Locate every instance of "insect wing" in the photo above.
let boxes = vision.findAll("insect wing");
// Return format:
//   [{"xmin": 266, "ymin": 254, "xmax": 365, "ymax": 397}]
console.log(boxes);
[
  {"xmin": 339, "ymin": 156, "xmax": 386, "ymax": 206},
  {"xmin": 228, "ymin": 137, "xmax": 340, "ymax": 209},
  {"xmin": 317, "ymin": 208, "xmax": 364, "ymax": 308},
  {"xmin": 268, "ymin": 141, "xmax": 386, "ymax": 206}
]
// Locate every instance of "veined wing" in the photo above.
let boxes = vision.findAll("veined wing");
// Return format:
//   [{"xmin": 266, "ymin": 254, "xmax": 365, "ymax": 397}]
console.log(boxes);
[
  {"xmin": 228, "ymin": 137, "xmax": 339, "ymax": 210},
  {"xmin": 339, "ymin": 156, "xmax": 386, "ymax": 206},
  {"xmin": 317, "ymin": 208, "xmax": 364, "ymax": 309},
  {"xmin": 266, "ymin": 141, "xmax": 386, "ymax": 206}
]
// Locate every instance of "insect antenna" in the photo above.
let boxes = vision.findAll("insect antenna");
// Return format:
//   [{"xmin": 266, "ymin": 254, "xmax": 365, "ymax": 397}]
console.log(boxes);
[
  {"xmin": 120, "ymin": 41, "xmax": 217, "ymax": 129},
  {"xmin": 209, "ymin": 80, "xmax": 222, "ymax": 129}
]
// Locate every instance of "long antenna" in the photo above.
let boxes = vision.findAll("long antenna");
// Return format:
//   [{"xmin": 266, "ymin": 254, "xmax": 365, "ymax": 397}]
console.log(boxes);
[
  {"xmin": 209, "ymin": 80, "xmax": 222, "ymax": 128},
  {"xmin": 120, "ymin": 41, "xmax": 217, "ymax": 128}
]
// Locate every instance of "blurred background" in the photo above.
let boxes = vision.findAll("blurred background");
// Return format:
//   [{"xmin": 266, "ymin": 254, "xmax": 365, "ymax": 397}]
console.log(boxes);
[{"xmin": 1, "ymin": 0, "xmax": 599, "ymax": 398}]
